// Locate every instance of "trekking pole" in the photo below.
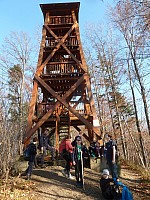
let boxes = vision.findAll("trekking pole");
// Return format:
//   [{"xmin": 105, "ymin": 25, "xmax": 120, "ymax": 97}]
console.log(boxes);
[{"xmin": 81, "ymin": 150, "xmax": 85, "ymax": 190}]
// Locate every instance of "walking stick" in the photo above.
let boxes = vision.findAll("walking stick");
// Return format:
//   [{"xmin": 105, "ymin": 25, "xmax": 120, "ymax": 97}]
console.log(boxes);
[{"xmin": 81, "ymin": 150, "xmax": 85, "ymax": 190}]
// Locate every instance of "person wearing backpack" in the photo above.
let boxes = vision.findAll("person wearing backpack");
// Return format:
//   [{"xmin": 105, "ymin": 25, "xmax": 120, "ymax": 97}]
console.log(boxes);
[
  {"xmin": 105, "ymin": 134, "xmax": 119, "ymax": 180},
  {"xmin": 25, "ymin": 137, "xmax": 37, "ymax": 180},
  {"xmin": 59, "ymin": 135, "xmax": 74, "ymax": 179}
]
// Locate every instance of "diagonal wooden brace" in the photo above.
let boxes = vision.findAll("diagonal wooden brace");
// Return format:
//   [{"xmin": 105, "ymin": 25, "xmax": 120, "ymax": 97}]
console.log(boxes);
[
  {"xmin": 45, "ymin": 24, "xmax": 86, "ymax": 73},
  {"xmin": 35, "ymin": 75, "xmax": 100, "ymax": 136},
  {"xmin": 23, "ymin": 75, "xmax": 85, "ymax": 144},
  {"xmin": 35, "ymin": 23, "xmax": 77, "ymax": 76}
]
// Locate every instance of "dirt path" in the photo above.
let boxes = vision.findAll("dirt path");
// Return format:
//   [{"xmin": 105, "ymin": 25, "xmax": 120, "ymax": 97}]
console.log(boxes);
[
  {"xmin": 119, "ymin": 166, "xmax": 150, "ymax": 200},
  {"xmin": 31, "ymin": 166, "xmax": 103, "ymax": 200},
  {"xmin": 22, "ymin": 165, "xmax": 149, "ymax": 200}
]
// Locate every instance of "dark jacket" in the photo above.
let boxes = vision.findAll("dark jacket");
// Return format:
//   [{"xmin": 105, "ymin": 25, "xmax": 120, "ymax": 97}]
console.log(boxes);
[
  {"xmin": 105, "ymin": 139, "xmax": 118, "ymax": 162},
  {"xmin": 100, "ymin": 177, "xmax": 115, "ymax": 199},
  {"xmin": 40, "ymin": 134, "xmax": 52, "ymax": 148},
  {"xmin": 73, "ymin": 144, "xmax": 88, "ymax": 163},
  {"xmin": 28, "ymin": 143, "xmax": 37, "ymax": 162}
]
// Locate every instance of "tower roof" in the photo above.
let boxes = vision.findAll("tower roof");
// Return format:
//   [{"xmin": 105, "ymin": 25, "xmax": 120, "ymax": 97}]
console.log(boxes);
[{"xmin": 40, "ymin": 2, "xmax": 80, "ymax": 21}]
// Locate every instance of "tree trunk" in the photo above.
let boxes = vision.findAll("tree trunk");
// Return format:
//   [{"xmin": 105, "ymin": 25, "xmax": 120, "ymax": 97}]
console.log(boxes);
[{"xmin": 127, "ymin": 59, "xmax": 148, "ymax": 167}]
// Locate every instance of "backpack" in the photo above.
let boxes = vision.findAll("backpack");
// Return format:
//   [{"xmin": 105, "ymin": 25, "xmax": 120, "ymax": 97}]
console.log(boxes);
[
  {"xmin": 122, "ymin": 185, "xmax": 133, "ymax": 200},
  {"xmin": 23, "ymin": 145, "xmax": 31, "ymax": 161},
  {"xmin": 115, "ymin": 181, "xmax": 133, "ymax": 200}
]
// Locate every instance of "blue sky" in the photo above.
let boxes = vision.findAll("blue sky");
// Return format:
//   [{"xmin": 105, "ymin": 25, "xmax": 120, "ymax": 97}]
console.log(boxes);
[{"xmin": 0, "ymin": 0, "xmax": 112, "ymax": 44}]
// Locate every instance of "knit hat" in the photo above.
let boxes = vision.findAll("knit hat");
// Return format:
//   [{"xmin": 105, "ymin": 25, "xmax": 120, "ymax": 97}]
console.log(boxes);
[{"xmin": 102, "ymin": 169, "xmax": 109, "ymax": 176}]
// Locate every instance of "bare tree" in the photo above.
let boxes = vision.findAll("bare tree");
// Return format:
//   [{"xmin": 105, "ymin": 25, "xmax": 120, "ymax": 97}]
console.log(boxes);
[
  {"xmin": 0, "ymin": 31, "xmax": 37, "ymax": 154},
  {"xmin": 110, "ymin": 0, "xmax": 150, "ymax": 136},
  {"xmin": 84, "ymin": 21, "xmax": 149, "ymax": 167},
  {"xmin": 0, "ymin": 100, "xmax": 18, "ymax": 181},
  {"xmin": 84, "ymin": 27, "xmax": 129, "ymax": 158}
]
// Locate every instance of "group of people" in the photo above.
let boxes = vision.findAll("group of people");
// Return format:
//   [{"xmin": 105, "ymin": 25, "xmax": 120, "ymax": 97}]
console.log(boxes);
[
  {"xmin": 89, "ymin": 137, "xmax": 104, "ymax": 158},
  {"xmin": 24, "ymin": 130, "xmax": 121, "ymax": 196},
  {"xmin": 24, "ymin": 128, "xmax": 55, "ymax": 180},
  {"xmin": 100, "ymin": 133, "xmax": 121, "ymax": 199},
  {"xmin": 59, "ymin": 131, "xmax": 87, "ymax": 188},
  {"xmin": 59, "ymin": 131, "xmax": 120, "ymax": 192}
]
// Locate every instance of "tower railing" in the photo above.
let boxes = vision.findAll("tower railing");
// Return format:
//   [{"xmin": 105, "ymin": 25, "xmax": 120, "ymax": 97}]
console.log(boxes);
[{"xmin": 49, "ymin": 16, "xmax": 73, "ymax": 25}]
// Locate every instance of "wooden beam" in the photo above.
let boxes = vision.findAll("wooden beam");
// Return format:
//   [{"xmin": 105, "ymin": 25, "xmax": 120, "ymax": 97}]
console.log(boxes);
[
  {"xmin": 26, "ymin": 24, "xmax": 47, "ymax": 136},
  {"xmin": 72, "ymin": 11, "xmax": 87, "ymax": 72},
  {"xmin": 45, "ymin": 24, "xmax": 86, "ymax": 73},
  {"xmin": 73, "ymin": 126, "xmax": 90, "ymax": 141},
  {"xmin": 74, "ymin": 126, "xmax": 81, "ymax": 132},
  {"xmin": 23, "ymin": 74, "xmax": 85, "ymax": 144},
  {"xmin": 35, "ymin": 75, "xmax": 100, "ymax": 136},
  {"xmin": 85, "ymin": 75, "xmax": 98, "ymax": 118},
  {"xmin": 55, "ymin": 113, "xmax": 59, "ymax": 152},
  {"xmin": 35, "ymin": 74, "xmax": 85, "ymax": 101},
  {"xmin": 83, "ymin": 133, "xmax": 90, "ymax": 142},
  {"xmin": 26, "ymin": 80, "xmax": 38, "ymax": 134},
  {"xmin": 23, "ymin": 101, "xmax": 60, "ymax": 144},
  {"xmin": 35, "ymin": 23, "xmax": 77, "ymax": 76},
  {"xmin": 72, "ymin": 10, "xmax": 98, "ymax": 120},
  {"xmin": 37, "ymin": 25, "xmax": 47, "ymax": 68}
]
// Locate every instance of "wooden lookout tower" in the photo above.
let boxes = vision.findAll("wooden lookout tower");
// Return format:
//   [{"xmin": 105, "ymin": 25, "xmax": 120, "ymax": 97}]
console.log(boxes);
[{"xmin": 23, "ymin": 2, "xmax": 100, "ymax": 150}]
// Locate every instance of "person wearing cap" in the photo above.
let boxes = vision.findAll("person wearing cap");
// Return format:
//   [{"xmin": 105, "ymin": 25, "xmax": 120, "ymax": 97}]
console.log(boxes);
[
  {"xmin": 72, "ymin": 136, "xmax": 87, "ymax": 188},
  {"xmin": 100, "ymin": 169, "xmax": 118, "ymax": 199}
]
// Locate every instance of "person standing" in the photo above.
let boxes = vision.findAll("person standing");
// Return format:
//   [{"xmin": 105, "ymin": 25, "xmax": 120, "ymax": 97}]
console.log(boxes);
[
  {"xmin": 73, "ymin": 136, "xmax": 86, "ymax": 188},
  {"xmin": 105, "ymin": 134, "xmax": 119, "ymax": 179},
  {"xmin": 40, "ymin": 128, "xmax": 55, "ymax": 167},
  {"xmin": 25, "ymin": 137, "xmax": 37, "ymax": 180},
  {"xmin": 59, "ymin": 135, "xmax": 73, "ymax": 179}
]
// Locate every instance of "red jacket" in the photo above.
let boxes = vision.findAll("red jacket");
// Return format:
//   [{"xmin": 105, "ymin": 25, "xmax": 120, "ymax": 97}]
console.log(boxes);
[{"xmin": 59, "ymin": 139, "xmax": 73, "ymax": 153}]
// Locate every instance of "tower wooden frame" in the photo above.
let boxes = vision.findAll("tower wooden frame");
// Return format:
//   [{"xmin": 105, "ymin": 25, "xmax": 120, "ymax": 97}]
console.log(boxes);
[{"xmin": 23, "ymin": 2, "xmax": 100, "ymax": 150}]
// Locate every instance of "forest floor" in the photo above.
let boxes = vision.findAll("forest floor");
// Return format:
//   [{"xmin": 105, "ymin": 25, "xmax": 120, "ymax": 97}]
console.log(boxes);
[{"xmin": 0, "ymin": 162, "xmax": 149, "ymax": 200}]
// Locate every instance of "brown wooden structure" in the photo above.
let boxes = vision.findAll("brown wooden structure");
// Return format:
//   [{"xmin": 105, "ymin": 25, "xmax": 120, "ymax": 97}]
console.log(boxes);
[{"xmin": 23, "ymin": 2, "xmax": 100, "ymax": 150}]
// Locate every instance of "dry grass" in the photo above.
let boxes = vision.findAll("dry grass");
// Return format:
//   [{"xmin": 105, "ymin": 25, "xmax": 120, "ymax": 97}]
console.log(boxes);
[{"xmin": 120, "ymin": 158, "xmax": 150, "ymax": 181}]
